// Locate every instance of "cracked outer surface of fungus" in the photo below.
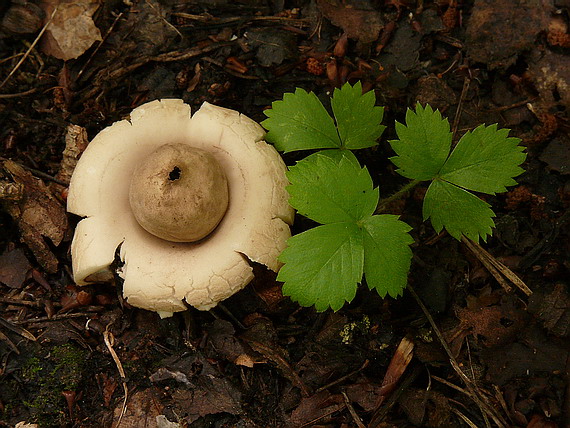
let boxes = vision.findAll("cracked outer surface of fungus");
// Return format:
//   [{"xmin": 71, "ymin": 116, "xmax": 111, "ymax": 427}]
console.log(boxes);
[{"xmin": 67, "ymin": 99, "xmax": 294, "ymax": 316}]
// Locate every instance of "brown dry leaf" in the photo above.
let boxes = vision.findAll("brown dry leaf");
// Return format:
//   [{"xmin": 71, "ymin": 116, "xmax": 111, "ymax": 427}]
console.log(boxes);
[
  {"xmin": 0, "ymin": 247, "xmax": 32, "ymax": 288},
  {"xmin": 207, "ymin": 319, "xmax": 249, "ymax": 362},
  {"xmin": 466, "ymin": 0, "xmax": 551, "ymax": 69},
  {"xmin": 375, "ymin": 336, "xmax": 414, "ymax": 406},
  {"xmin": 40, "ymin": 0, "xmax": 102, "ymax": 61},
  {"xmin": 171, "ymin": 376, "xmax": 242, "ymax": 424},
  {"xmin": 528, "ymin": 283, "xmax": 570, "ymax": 337},
  {"xmin": 539, "ymin": 136, "xmax": 570, "ymax": 175},
  {"xmin": 96, "ymin": 373, "xmax": 118, "ymax": 407},
  {"xmin": 398, "ymin": 388, "xmax": 452, "ymax": 427},
  {"xmin": 455, "ymin": 295, "xmax": 525, "ymax": 347},
  {"xmin": 481, "ymin": 324, "xmax": 568, "ymax": 385},
  {"xmin": 345, "ymin": 380, "xmax": 382, "ymax": 412},
  {"xmin": 2, "ymin": 160, "xmax": 69, "ymax": 273},
  {"xmin": 240, "ymin": 317, "xmax": 310, "ymax": 396},
  {"xmin": 112, "ymin": 388, "xmax": 162, "ymax": 428},
  {"xmin": 528, "ymin": 51, "xmax": 570, "ymax": 110},
  {"xmin": 56, "ymin": 124, "xmax": 88, "ymax": 184},
  {"xmin": 244, "ymin": 28, "xmax": 297, "ymax": 67},
  {"xmin": 316, "ymin": 0, "xmax": 383, "ymax": 43},
  {"xmin": 205, "ymin": 319, "xmax": 267, "ymax": 366},
  {"xmin": 288, "ymin": 390, "xmax": 345, "ymax": 427}
]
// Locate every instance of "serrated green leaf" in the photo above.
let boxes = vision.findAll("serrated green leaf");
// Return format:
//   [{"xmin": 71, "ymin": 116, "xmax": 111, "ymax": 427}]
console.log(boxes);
[
  {"xmin": 331, "ymin": 81, "xmax": 386, "ymax": 150},
  {"xmin": 439, "ymin": 124, "xmax": 527, "ymax": 194},
  {"xmin": 278, "ymin": 222, "xmax": 364, "ymax": 311},
  {"xmin": 389, "ymin": 104, "xmax": 452, "ymax": 180},
  {"xmin": 362, "ymin": 215, "xmax": 413, "ymax": 298},
  {"xmin": 286, "ymin": 150, "xmax": 379, "ymax": 223},
  {"xmin": 262, "ymin": 88, "xmax": 340, "ymax": 152},
  {"xmin": 423, "ymin": 179, "xmax": 495, "ymax": 242}
]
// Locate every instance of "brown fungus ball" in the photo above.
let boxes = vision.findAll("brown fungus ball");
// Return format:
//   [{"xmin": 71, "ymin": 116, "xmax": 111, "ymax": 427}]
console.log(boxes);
[{"xmin": 129, "ymin": 143, "xmax": 229, "ymax": 242}]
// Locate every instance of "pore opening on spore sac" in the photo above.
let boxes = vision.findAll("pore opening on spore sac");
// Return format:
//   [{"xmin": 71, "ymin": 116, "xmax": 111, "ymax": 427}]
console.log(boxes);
[{"xmin": 168, "ymin": 166, "xmax": 181, "ymax": 181}]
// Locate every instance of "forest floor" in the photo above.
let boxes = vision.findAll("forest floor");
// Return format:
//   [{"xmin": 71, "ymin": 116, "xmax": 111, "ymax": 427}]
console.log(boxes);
[{"xmin": 0, "ymin": 0, "xmax": 569, "ymax": 427}]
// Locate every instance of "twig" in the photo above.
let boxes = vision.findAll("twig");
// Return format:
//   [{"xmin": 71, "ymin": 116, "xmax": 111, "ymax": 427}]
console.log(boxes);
[
  {"xmin": 0, "ymin": 88, "xmax": 38, "ymax": 99},
  {"xmin": 213, "ymin": 302, "xmax": 246, "ymax": 330},
  {"xmin": 146, "ymin": 0, "xmax": 182, "ymax": 40},
  {"xmin": 104, "ymin": 329, "xmax": 128, "ymax": 428},
  {"xmin": 0, "ymin": 53, "xmax": 25, "ymax": 66},
  {"xmin": 77, "ymin": 41, "xmax": 233, "ymax": 104},
  {"xmin": 0, "ymin": 5, "xmax": 59, "ymax": 90},
  {"xmin": 0, "ymin": 297, "xmax": 44, "ymax": 307},
  {"xmin": 11, "ymin": 312, "xmax": 95, "ymax": 324},
  {"xmin": 0, "ymin": 157, "xmax": 70, "ymax": 186},
  {"xmin": 491, "ymin": 99, "xmax": 537, "ymax": 112},
  {"xmin": 451, "ymin": 77, "xmax": 470, "ymax": 140},
  {"xmin": 407, "ymin": 284, "xmax": 508, "ymax": 427},
  {"xmin": 172, "ymin": 12, "xmax": 311, "ymax": 27},
  {"xmin": 77, "ymin": 11, "xmax": 124, "ymax": 81},
  {"xmin": 315, "ymin": 359, "xmax": 369, "ymax": 394}
]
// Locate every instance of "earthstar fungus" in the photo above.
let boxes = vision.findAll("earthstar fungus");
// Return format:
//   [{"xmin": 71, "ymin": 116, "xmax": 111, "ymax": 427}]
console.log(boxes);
[{"xmin": 67, "ymin": 99, "xmax": 293, "ymax": 317}]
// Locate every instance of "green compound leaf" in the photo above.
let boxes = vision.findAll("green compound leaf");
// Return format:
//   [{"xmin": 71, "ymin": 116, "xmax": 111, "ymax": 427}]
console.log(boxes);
[
  {"xmin": 278, "ymin": 222, "xmax": 364, "ymax": 312},
  {"xmin": 261, "ymin": 88, "xmax": 340, "ymax": 152},
  {"xmin": 439, "ymin": 124, "xmax": 527, "ymax": 194},
  {"xmin": 389, "ymin": 104, "xmax": 452, "ymax": 180},
  {"xmin": 286, "ymin": 150, "xmax": 379, "ymax": 224},
  {"xmin": 362, "ymin": 215, "xmax": 414, "ymax": 298},
  {"xmin": 331, "ymin": 81, "xmax": 386, "ymax": 150},
  {"xmin": 423, "ymin": 179, "xmax": 495, "ymax": 242}
]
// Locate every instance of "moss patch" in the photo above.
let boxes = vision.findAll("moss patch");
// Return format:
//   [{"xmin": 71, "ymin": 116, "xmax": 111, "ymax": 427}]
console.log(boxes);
[{"xmin": 19, "ymin": 343, "xmax": 88, "ymax": 426}]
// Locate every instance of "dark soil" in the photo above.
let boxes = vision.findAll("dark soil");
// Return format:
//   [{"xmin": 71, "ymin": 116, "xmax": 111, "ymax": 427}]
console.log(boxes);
[{"xmin": 1, "ymin": 1, "xmax": 569, "ymax": 427}]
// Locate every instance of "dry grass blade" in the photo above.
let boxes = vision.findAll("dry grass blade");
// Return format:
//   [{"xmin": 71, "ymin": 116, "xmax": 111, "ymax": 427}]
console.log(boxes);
[
  {"xmin": 452, "ymin": 406, "xmax": 481, "ymax": 428},
  {"xmin": 342, "ymin": 391, "xmax": 366, "ymax": 428},
  {"xmin": 0, "ymin": 317, "xmax": 37, "ymax": 341},
  {"xmin": 104, "ymin": 329, "xmax": 128, "ymax": 428},
  {"xmin": 0, "ymin": 5, "xmax": 59, "ymax": 90},
  {"xmin": 0, "ymin": 330, "xmax": 20, "ymax": 354},
  {"xmin": 462, "ymin": 237, "xmax": 532, "ymax": 296}
]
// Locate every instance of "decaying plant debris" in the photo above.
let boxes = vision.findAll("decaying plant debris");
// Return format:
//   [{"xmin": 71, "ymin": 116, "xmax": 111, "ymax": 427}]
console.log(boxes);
[{"xmin": 0, "ymin": 0, "xmax": 569, "ymax": 427}]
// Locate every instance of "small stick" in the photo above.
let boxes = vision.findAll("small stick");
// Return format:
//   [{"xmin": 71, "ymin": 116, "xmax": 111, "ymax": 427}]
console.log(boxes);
[
  {"xmin": 451, "ymin": 77, "xmax": 470, "ymax": 140},
  {"xmin": 77, "ymin": 12, "xmax": 124, "ymax": 81},
  {"xmin": 0, "ymin": 88, "xmax": 38, "ymax": 99},
  {"xmin": 408, "ymin": 284, "xmax": 508, "ymax": 427},
  {"xmin": 0, "ymin": 297, "xmax": 46, "ymax": 307},
  {"xmin": 0, "ymin": 157, "xmax": 70, "ymax": 186},
  {"xmin": 315, "ymin": 359, "xmax": 369, "ymax": 394},
  {"xmin": 11, "ymin": 312, "xmax": 94, "ymax": 324}
]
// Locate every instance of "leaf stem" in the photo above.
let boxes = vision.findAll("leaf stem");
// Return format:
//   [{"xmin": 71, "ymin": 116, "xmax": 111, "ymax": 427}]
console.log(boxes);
[{"xmin": 375, "ymin": 179, "xmax": 421, "ymax": 214}]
